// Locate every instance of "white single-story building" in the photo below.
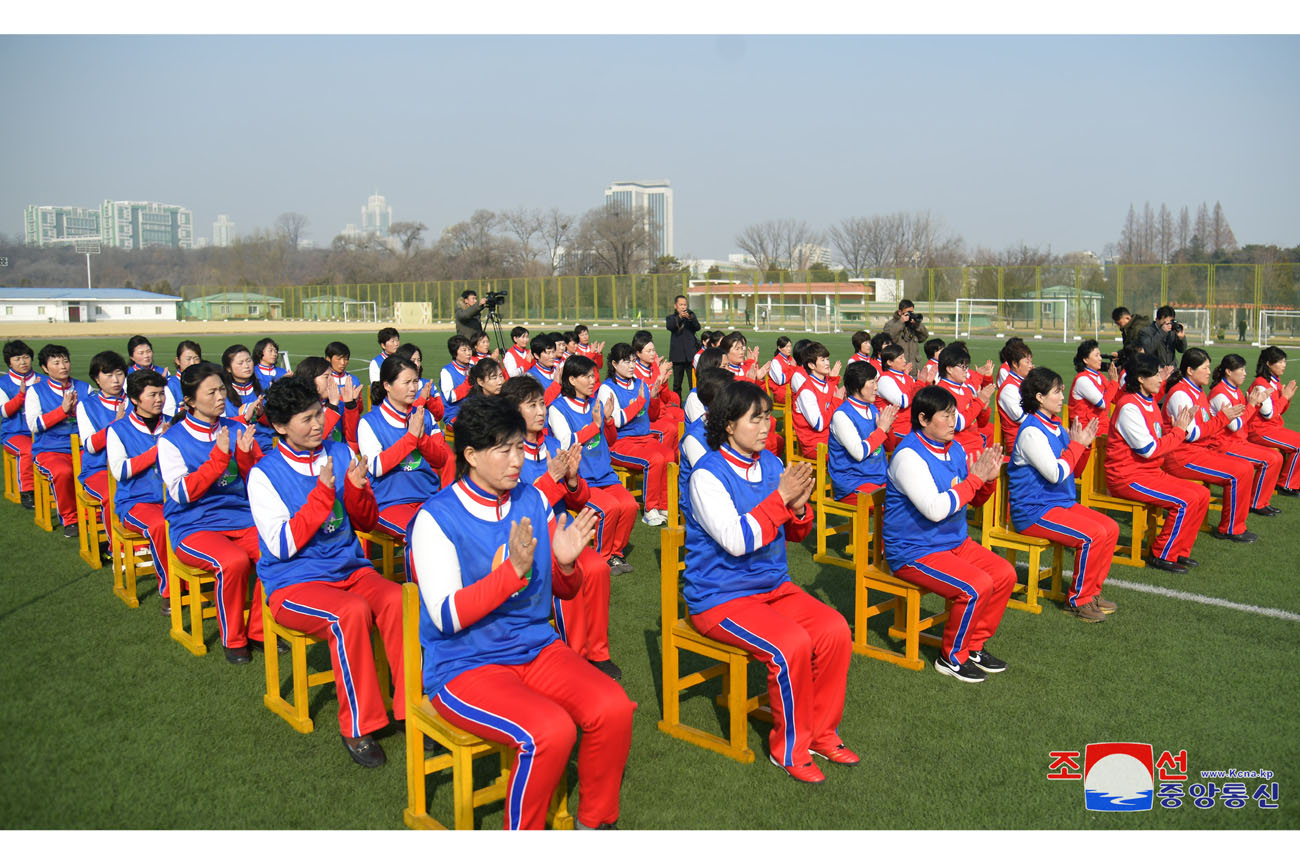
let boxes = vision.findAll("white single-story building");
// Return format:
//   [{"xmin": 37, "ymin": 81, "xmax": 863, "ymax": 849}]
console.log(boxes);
[{"xmin": 0, "ymin": 288, "xmax": 180, "ymax": 323}]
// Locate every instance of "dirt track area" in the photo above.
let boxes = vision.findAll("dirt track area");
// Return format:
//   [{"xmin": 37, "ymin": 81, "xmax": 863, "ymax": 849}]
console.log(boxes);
[{"xmin": 15, "ymin": 321, "xmax": 461, "ymax": 339}]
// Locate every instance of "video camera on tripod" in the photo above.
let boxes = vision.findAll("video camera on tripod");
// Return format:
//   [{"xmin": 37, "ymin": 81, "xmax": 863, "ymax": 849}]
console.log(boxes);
[{"xmin": 482, "ymin": 288, "xmax": 508, "ymax": 312}]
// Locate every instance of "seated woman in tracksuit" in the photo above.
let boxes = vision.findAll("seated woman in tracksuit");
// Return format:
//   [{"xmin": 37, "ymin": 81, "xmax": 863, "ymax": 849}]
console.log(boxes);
[
  {"xmin": 500, "ymin": 374, "xmax": 620, "ymax": 680},
  {"xmin": 292, "ymin": 356, "xmax": 362, "ymax": 450},
  {"xmin": 1, "ymin": 340, "xmax": 38, "ymax": 508},
  {"xmin": 1007, "ymin": 367, "xmax": 1119, "ymax": 623},
  {"xmin": 792, "ymin": 342, "xmax": 844, "ymax": 459},
  {"xmin": 883, "ymin": 385, "xmax": 1012, "ymax": 683},
  {"xmin": 1248, "ymin": 346, "xmax": 1300, "ymax": 495},
  {"xmin": 253, "ymin": 337, "xmax": 287, "ymax": 389},
  {"xmin": 24, "ymin": 343, "xmax": 93, "ymax": 535},
  {"xmin": 406, "ymin": 396, "xmax": 634, "ymax": 830},
  {"xmin": 158, "ymin": 361, "xmax": 267, "ymax": 661},
  {"xmin": 685, "ymin": 379, "xmax": 856, "ymax": 784},
  {"xmin": 1209, "ymin": 353, "xmax": 1281, "ymax": 517},
  {"xmin": 221, "ymin": 344, "xmax": 272, "ymax": 452},
  {"xmin": 248, "ymin": 376, "xmax": 404, "ymax": 769},
  {"xmin": 828, "ymin": 361, "xmax": 895, "ymax": 503},
  {"xmin": 679, "ymin": 368, "xmax": 734, "ymax": 528},
  {"xmin": 76, "ymin": 350, "xmax": 129, "ymax": 530},
  {"xmin": 107, "ymin": 370, "xmax": 172, "ymax": 609},
  {"xmin": 598, "ymin": 343, "xmax": 676, "ymax": 528},
  {"xmin": 358, "ymin": 354, "xmax": 454, "ymax": 539}
]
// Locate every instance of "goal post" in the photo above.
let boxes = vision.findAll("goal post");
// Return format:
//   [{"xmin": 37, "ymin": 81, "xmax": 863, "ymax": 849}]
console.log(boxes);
[
  {"xmin": 343, "ymin": 301, "xmax": 378, "ymax": 323},
  {"xmin": 1258, "ymin": 309, "xmax": 1300, "ymax": 347},
  {"xmin": 955, "ymin": 297, "xmax": 1070, "ymax": 343},
  {"xmin": 752, "ymin": 301, "xmax": 838, "ymax": 334}
]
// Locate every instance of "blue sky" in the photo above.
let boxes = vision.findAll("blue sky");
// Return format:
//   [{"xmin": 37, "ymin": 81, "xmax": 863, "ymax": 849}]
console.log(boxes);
[{"xmin": 3, "ymin": 33, "xmax": 1297, "ymax": 259}]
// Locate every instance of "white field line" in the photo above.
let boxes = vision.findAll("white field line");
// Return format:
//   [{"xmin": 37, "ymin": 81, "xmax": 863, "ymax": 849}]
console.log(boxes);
[{"xmin": 1093, "ymin": 576, "xmax": 1300, "ymax": 623}]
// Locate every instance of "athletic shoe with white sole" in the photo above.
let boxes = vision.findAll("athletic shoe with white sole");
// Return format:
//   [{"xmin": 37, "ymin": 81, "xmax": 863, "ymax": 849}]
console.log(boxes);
[
  {"xmin": 934, "ymin": 655, "xmax": 986, "ymax": 683},
  {"xmin": 968, "ymin": 649, "xmax": 1007, "ymax": 673}
]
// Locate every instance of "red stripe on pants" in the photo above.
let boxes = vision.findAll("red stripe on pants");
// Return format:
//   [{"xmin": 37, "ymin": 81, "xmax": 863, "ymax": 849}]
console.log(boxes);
[
  {"xmin": 4, "ymin": 434, "xmax": 33, "ymax": 491},
  {"xmin": 610, "ymin": 434, "xmax": 673, "ymax": 511},
  {"xmin": 1249, "ymin": 427, "xmax": 1300, "ymax": 489},
  {"xmin": 1019, "ymin": 504, "xmax": 1118, "ymax": 606},
  {"xmin": 553, "ymin": 546, "xmax": 611, "ymax": 661},
  {"xmin": 33, "ymin": 450, "xmax": 76, "ymax": 524},
  {"xmin": 175, "ymin": 526, "xmax": 264, "ymax": 648},
  {"xmin": 586, "ymin": 484, "xmax": 636, "ymax": 558},
  {"xmin": 1108, "ymin": 474, "xmax": 1210, "ymax": 562},
  {"xmin": 1165, "ymin": 449, "xmax": 1254, "ymax": 534},
  {"xmin": 269, "ymin": 566, "xmax": 404, "ymax": 738},
  {"xmin": 1222, "ymin": 439, "xmax": 1282, "ymax": 508},
  {"xmin": 431, "ymin": 640, "xmax": 635, "ymax": 830},
  {"xmin": 690, "ymin": 581, "xmax": 852, "ymax": 768},
  {"xmin": 894, "ymin": 537, "xmax": 1016, "ymax": 666}
]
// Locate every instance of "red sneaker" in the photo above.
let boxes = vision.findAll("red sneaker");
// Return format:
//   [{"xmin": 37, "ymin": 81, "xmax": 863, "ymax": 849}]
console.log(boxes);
[
  {"xmin": 769, "ymin": 753, "xmax": 825, "ymax": 784},
  {"xmin": 811, "ymin": 743, "xmax": 861, "ymax": 766}
]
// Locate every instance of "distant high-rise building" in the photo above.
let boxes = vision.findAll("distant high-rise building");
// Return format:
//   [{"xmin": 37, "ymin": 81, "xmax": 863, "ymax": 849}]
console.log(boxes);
[
  {"xmin": 23, "ymin": 205, "xmax": 102, "ymax": 247},
  {"xmin": 362, "ymin": 192, "xmax": 392, "ymax": 237},
  {"xmin": 213, "ymin": 214, "xmax": 236, "ymax": 248},
  {"xmin": 604, "ymin": 179, "xmax": 673, "ymax": 258},
  {"xmin": 99, "ymin": 200, "xmax": 193, "ymax": 250}
]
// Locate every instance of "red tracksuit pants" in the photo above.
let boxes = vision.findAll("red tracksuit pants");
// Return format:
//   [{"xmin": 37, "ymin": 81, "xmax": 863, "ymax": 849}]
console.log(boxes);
[
  {"xmin": 1019, "ymin": 504, "xmax": 1119, "ymax": 607},
  {"xmin": 432, "ymin": 640, "xmax": 636, "ymax": 830},
  {"xmin": 894, "ymin": 537, "xmax": 1016, "ymax": 667},
  {"xmin": 650, "ymin": 416, "xmax": 681, "ymax": 453},
  {"xmin": 375, "ymin": 501, "xmax": 421, "ymax": 540},
  {"xmin": 610, "ymin": 434, "xmax": 674, "ymax": 511},
  {"xmin": 587, "ymin": 483, "xmax": 637, "ymax": 558},
  {"xmin": 1107, "ymin": 472, "xmax": 1210, "ymax": 562},
  {"xmin": 33, "ymin": 450, "xmax": 77, "ymax": 525},
  {"xmin": 121, "ymin": 502, "xmax": 171, "ymax": 598},
  {"xmin": 1164, "ymin": 448, "xmax": 1254, "ymax": 534},
  {"xmin": 4, "ymin": 434, "xmax": 33, "ymax": 492},
  {"xmin": 691, "ymin": 580, "xmax": 852, "ymax": 769},
  {"xmin": 174, "ymin": 526, "xmax": 264, "ymax": 649},
  {"xmin": 1220, "ymin": 438, "xmax": 1282, "ymax": 508},
  {"xmin": 269, "ymin": 566, "xmax": 404, "ymax": 739},
  {"xmin": 82, "ymin": 469, "xmax": 113, "ymax": 529},
  {"xmin": 1249, "ymin": 426, "xmax": 1300, "ymax": 491},
  {"xmin": 552, "ymin": 547, "xmax": 612, "ymax": 662}
]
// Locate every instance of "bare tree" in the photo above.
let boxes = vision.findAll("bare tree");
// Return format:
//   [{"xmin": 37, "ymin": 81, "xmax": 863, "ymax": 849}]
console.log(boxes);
[
  {"xmin": 387, "ymin": 221, "xmax": 427, "ymax": 257},
  {"xmin": 1119, "ymin": 204, "xmax": 1139, "ymax": 263},
  {"xmin": 1141, "ymin": 201, "xmax": 1156, "ymax": 264},
  {"xmin": 500, "ymin": 207, "xmax": 544, "ymax": 274},
  {"xmin": 1195, "ymin": 202, "xmax": 1211, "ymax": 249},
  {"xmin": 540, "ymin": 208, "xmax": 575, "ymax": 276},
  {"xmin": 437, "ymin": 209, "xmax": 502, "ymax": 278},
  {"xmin": 1177, "ymin": 205, "xmax": 1191, "ymax": 258},
  {"xmin": 1157, "ymin": 203, "xmax": 1174, "ymax": 263},
  {"xmin": 734, "ymin": 221, "xmax": 782, "ymax": 272},
  {"xmin": 1210, "ymin": 201, "xmax": 1237, "ymax": 254},
  {"xmin": 572, "ymin": 206, "xmax": 654, "ymax": 275},
  {"xmin": 275, "ymin": 212, "xmax": 310, "ymax": 251},
  {"xmin": 827, "ymin": 217, "xmax": 873, "ymax": 276}
]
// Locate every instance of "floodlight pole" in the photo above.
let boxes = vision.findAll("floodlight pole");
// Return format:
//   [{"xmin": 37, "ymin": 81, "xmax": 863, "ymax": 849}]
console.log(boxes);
[{"xmin": 86, "ymin": 253, "xmax": 92, "ymax": 290}]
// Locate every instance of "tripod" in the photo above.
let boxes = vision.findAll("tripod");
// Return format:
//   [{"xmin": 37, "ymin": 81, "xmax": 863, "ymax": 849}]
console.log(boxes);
[{"xmin": 484, "ymin": 303, "xmax": 508, "ymax": 355}]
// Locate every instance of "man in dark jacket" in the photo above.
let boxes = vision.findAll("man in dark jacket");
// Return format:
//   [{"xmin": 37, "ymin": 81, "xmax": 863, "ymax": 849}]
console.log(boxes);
[
  {"xmin": 882, "ymin": 299, "xmax": 928, "ymax": 370},
  {"xmin": 665, "ymin": 294, "xmax": 701, "ymax": 400},
  {"xmin": 455, "ymin": 289, "xmax": 484, "ymax": 339},
  {"xmin": 1137, "ymin": 305, "xmax": 1186, "ymax": 367}
]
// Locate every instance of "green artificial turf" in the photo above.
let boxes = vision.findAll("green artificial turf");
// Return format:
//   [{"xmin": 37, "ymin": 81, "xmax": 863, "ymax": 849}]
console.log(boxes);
[{"xmin": 2, "ymin": 326, "xmax": 1297, "ymax": 830}]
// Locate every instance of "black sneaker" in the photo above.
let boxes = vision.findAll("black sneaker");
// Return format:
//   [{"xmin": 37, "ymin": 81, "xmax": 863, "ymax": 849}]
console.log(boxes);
[
  {"xmin": 224, "ymin": 645, "xmax": 253, "ymax": 664},
  {"xmin": 1177, "ymin": 556, "xmax": 1200, "ymax": 568},
  {"xmin": 341, "ymin": 734, "xmax": 387, "ymax": 769},
  {"xmin": 968, "ymin": 649, "xmax": 1007, "ymax": 674},
  {"xmin": 606, "ymin": 555, "xmax": 633, "ymax": 576},
  {"xmin": 1250, "ymin": 506, "xmax": 1279, "ymax": 517},
  {"xmin": 1211, "ymin": 529, "xmax": 1258, "ymax": 543},
  {"xmin": 591, "ymin": 659, "xmax": 623, "ymax": 681},
  {"xmin": 933, "ymin": 655, "xmax": 986, "ymax": 683},
  {"xmin": 160, "ymin": 598, "xmax": 172, "ymax": 616},
  {"xmin": 20, "ymin": 491, "xmax": 35, "ymax": 510},
  {"xmin": 63, "ymin": 524, "xmax": 79, "ymax": 539},
  {"xmin": 1276, "ymin": 487, "xmax": 1300, "ymax": 497},
  {"xmin": 1148, "ymin": 557, "xmax": 1187, "ymax": 574}
]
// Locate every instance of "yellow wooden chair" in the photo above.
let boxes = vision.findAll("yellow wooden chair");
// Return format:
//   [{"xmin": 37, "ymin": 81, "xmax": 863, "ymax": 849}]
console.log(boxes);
[
  {"xmin": 656, "ymin": 524, "xmax": 771, "ymax": 763},
  {"xmin": 356, "ymin": 528, "xmax": 406, "ymax": 583},
  {"xmin": 70, "ymin": 434, "xmax": 108, "ymax": 570},
  {"xmin": 260, "ymin": 598, "xmax": 392, "ymax": 734},
  {"xmin": 852, "ymin": 488, "xmax": 953, "ymax": 670},
  {"xmin": 2, "ymin": 445, "xmax": 19, "ymax": 504},
  {"xmin": 612, "ymin": 464, "xmax": 645, "ymax": 507},
  {"xmin": 400, "ymin": 583, "xmax": 573, "ymax": 830},
  {"xmin": 163, "ymin": 486, "xmax": 220, "ymax": 656},
  {"xmin": 33, "ymin": 462, "xmax": 55, "ymax": 532},
  {"xmin": 811, "ymin": 442, "xmax": 868, "ymax": 571},
  {"xmin": 1079, "ymin": 435, "xmax": 1153, "ymax": 567},
  {"xmin": 978, "ymin": 469, "xmax": 1065, "ymax": 614},
  {"xmin": 106, "ymin": 470, "xmax": 157, "ymax": 608},
  {"xmin": 667, "ymin": 460, "xmax": 683, "ymax": 531}
]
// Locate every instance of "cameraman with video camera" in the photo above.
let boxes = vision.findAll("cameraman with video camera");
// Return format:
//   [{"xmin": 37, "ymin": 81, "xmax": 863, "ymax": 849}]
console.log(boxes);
[
  {"xmin": 455, "ymin": 289, "xmax": 484, "ymax": 340},
  {"xmin": 883, "ymin": 298, "xmax": 928, "ymax": 370},
  {"xmin": 1137, "ymin": 305, "xmax": 1187, "ymax": 367}
]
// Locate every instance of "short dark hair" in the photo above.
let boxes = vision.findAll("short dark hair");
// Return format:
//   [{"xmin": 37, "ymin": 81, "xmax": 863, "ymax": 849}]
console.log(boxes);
[
  {"xmin": 174, "ymin": 340, "xmax": 202, "ymax": 362},
  {"xmin": 452, "ymin": 395, "xmax": 525, "ymax": 480},
  {"xmin": 263, "ymin": 376, "xmax": 320, "ymax": 427},
  {"xmin": 1000, "ymin": 338, "xmax": 1032, "ymax": 367},
  {"xmin": 869, "ymin": 332, "xmax": 893, "ymax": 358},
  {"xmin": 1124, "ymin": 354, "xmax": 1161, "ymax": 393},
  {"xmin": 469, "ymin": 331, "xmax": 490, "ymax": 349},
  {"xmin": 88, "ymin": 350, "xmax": 128, "ymax": 383},
  {"xmin": 606, "ymin": 342, "xmax": 634, "ymax": 379},
  {"xmin": 924, "ymin": 337, "xmax": 946, "ymax": 360},
  {"xmin": 461, "ymin": 289, "xmax": 478, "ymax": 300},
  {"xmin": 719, "ymin": 332, "xmax": 748, "ymax": 357},
  {"xmin": 378, "ymin": 327, "xmax": 400, "ymax": 346},
  {"xmin": 559, "ymin": 355, "xmax": 596, "ymax": 398},
  {"xmin": 181, "ymin": 361, "xmax": 226, "ymax": 407},
  {"xmin": 446, "ymin": 335, "xmax": 471, "ymax": 359},
  {"xmin": 292, "ymin": 356, "xmax": 330, "ymax": 383},
  {"xmin": 631, "ymin": 330, "xmax": 655, "ymax": 355},
  {"xmin": 530, "ymin": 334, "xmax": 553, "ymax": 358},
  {"xmin": 574, "ymin": 324, "xmax": 589, "ymax": 339},
  {"xmin": 800, "ymin": 341, "xmax": 829, "ymax": 371},
  {"xmin": 878, "ymin": 344, "xmax": 905, "ymax": 366},
  {"xmin": 697, "ymin": 347, "xmax": 724, "ymax": 372},
  {"xmin": 1155, "ymin": 305, "xmax": 1176, "ymax": 321},
  {"xmin": 38, "ymin": 344, "xmax": 70, "ymax": 369},
  {"xmin": 4, "ymin": 340, "xmax": 34, "ymax": 366},
  {"xmin": 1019, "ymin": 367, "xmax": 1063, "ymax": 415},
  {"xmin": 324, "ymin": 341, "xmax": 351, "ymax": 360},
  {"xmin": 937, "ymin": 342, "xmax": 972, "ymax": 376},
  {"xmin": 1073, "ymin": 339, "xmax": 1101, "ymax": 372},
  {"xmin": 500, "ymin": 372, "xmax": 544, "ymax": 406},
  {"xmin": 126, "ymin": 335, "xmax": 153, "ymax": 357},
  {"xmin": 912, "ymin": 385, "xmax": 957, "ymax": 429},
  {"xmin": 898, "ymin": 299, "xmax": 915, "ymax": 312},
  {"xmin": 843, "ymin": 360, "xmax": 878, "ymax": 396},
  {"xmin": 511, "ymin": 326, "xmax": 530, "ymax": 340},
  {"xmin": 851, "ymin": 330, "xmax": 871, "ymax": 353},
  {"xmin": 695, "ymin": 367, "xmax": 734, "ymax": 412},
  {"xmin": 705, "ymin": 380, "xmax": 772, "ymax": 450},
  {"xmin": 126, "ymin": 368, "xmax": 166, "ymax": 402},
  {"xmin": 253, "ymin": 337, "xmax": 280, "ymax": 364},
  {"xmin": 468, "ymin": 358, "xmax": 503, "ymax": 393},
  {"xmin": 1111, "ymin": 306, "xmax": 1131, "ymax": 324},
  {"xmin": 396, "ymin": 342, "xmax": 424, "ymax": 370}
]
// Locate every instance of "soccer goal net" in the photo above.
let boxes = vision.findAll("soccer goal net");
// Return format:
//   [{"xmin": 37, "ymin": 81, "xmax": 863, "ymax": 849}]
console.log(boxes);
[
  {"xmin": 1258, "ymin": 309, "xmax": 1300, "ymax": 347},
  {"xmin": 343, "ymin": 301, "xmax": 378, "ymax": 323},
  {"xmin": 955, "ymin": 297, "xmax": 1069, "ymax": 343},
  {"xmin": 752, "ymin": 301, "xmax": 840, "ymax": 334},
  {"xmin": 1154, "ymin": 307, "xmax": 1211, "ymax": 345}
]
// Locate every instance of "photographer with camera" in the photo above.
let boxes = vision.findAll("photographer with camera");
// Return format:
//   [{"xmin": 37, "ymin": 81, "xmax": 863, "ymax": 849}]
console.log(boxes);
[
  {"xmin": 1137, "ymin": 305, "xmax": 1187, "ymax": 368},
  {"xmin": 455, "ymin": 289, "xmax": 484, "ymax": 340},
  {"xmin": 883, "ymin": 299, "xmax": 929, "ymax": 371}
]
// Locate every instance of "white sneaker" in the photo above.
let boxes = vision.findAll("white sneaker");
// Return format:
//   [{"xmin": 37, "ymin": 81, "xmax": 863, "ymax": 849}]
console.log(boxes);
[{"xmin": 642, "ymin": 509, "xmax": 667, "ymax": 527}]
